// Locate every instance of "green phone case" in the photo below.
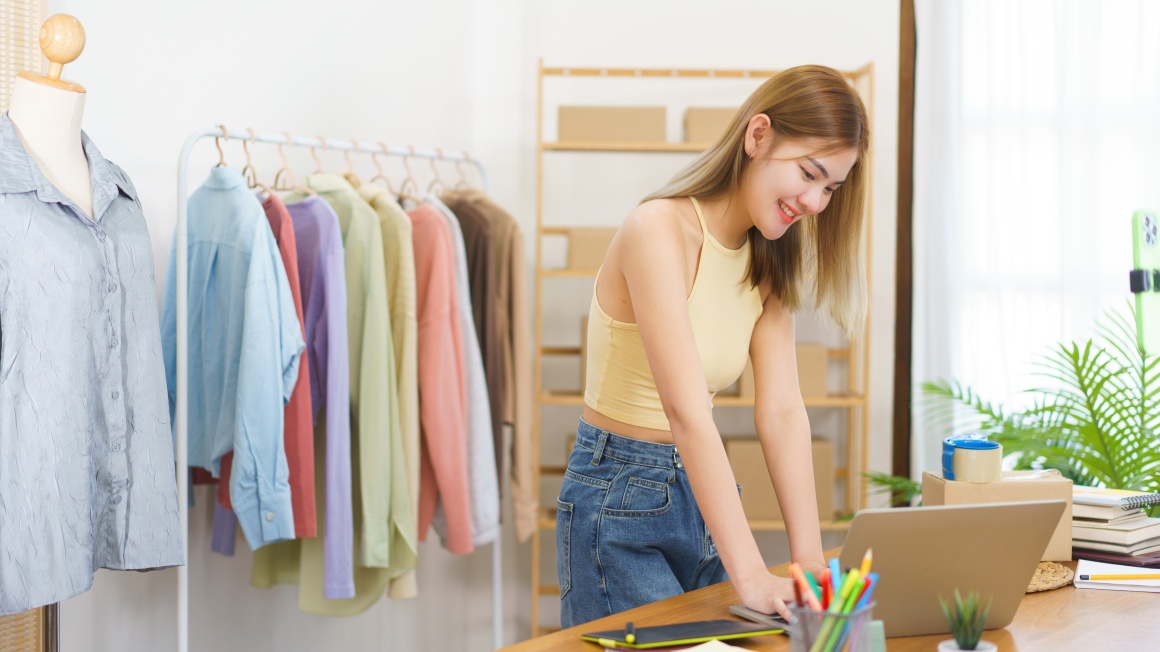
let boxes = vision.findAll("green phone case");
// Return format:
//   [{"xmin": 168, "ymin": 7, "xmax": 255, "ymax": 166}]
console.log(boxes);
[{"xmin": 1132, "ymin": 210, "xmax": 1160, "ymax": 355}]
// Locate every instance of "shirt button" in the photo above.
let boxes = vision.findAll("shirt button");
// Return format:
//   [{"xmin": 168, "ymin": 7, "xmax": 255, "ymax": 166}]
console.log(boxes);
[
  {"xmin": 112, "ymin": 390, "xmax": 120, "ymax": 400},
  {"xmin": 108, "ymin": 283, "xmax": 118, "ymax": 292},
  {"xmin": 97, "ymin": 232, "xmax": 107, "ymax": 240},
  {"xmin": 111, "ymin": 441, "xmax": 123, "ymax": 452},
  {"xmin": 113, "ymin": 495, "xmax": 123, "ymax": 505},
  {"xmin": 265, "ymin": 512, "xmax": 275, "ymax": 522},
  {"xmin": 110, "ymin": 338, "xmax": 119, "ymax": 347}
]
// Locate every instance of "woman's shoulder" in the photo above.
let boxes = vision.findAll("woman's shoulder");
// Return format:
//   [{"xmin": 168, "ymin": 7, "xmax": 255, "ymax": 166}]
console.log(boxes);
[{"xmin": 618, "ymin": 197, "xmax": 700, "ymax": 252}]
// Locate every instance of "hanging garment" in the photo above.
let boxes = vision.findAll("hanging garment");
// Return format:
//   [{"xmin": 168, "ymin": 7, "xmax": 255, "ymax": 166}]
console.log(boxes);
[
  {"xmin": 408, "ymin": 203, "xmax": 474, "ymax": 554},
  {"xmin": 251, "ymin": 194, "xmax": 355, "ymax": 600},
  {"xmin": 442, "ymin": 189, "xmax": 535, "ymax": 542},
  {"xmin": 353, "ymin": 180, "xmax": 421, "ymax": 598},
  {"xmin": 161, "ymin": 166, "xmax": 304, "ymax": 549},
  {"xmin": 217, "ymin": 194, "xmax": 317, "ymax": 537},
  {"xmin": 255, "ymin": 174, "xmax": 401, "ymax": 616},
  {"xmin": 0, "ymin": 114, "xmax": 183, "ymax": 615},
  {"xmin": 442, "ymin": 194, "xmax": 502, "ymax": 467},
  {"xmin": 426, "ymin": 197, "xmax": 499, "ymax": 547}
]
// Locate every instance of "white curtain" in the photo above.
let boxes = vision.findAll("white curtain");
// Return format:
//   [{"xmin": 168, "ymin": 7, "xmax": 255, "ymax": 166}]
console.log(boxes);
[{"xmin": 911, "ymin": 0, "xmax": 1160, "ymax": 477}]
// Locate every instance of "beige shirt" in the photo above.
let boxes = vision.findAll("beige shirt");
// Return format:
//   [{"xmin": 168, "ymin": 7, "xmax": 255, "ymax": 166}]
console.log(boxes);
[{"xmin": 354, "ymin": 178, "xmax": 421, "ymax": 598}]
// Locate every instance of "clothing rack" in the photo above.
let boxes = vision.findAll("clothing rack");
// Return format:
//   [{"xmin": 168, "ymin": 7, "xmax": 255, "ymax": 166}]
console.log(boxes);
[{"xmin": 175, "ymin": 126, "xmax": 501, "ymax": 652}]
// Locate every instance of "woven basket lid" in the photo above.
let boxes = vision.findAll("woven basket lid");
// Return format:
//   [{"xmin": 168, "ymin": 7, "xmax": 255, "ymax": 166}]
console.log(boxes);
[{"xmin": 1027, "ymin": 561, "xmax": 1074, "ymax": 593}]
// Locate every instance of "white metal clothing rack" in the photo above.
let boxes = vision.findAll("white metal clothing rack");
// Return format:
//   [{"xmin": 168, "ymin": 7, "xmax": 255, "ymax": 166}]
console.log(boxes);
[{"xmin": 175, "ymin": 126, "xmax": 501, "ymax": 652}]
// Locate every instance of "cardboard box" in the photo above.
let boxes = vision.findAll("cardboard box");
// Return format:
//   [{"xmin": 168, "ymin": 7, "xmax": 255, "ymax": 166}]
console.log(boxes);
[
  {"xmin": 567, "ymin": 228, "xmax": 617, "ymax": 271},
  {"xmin": 558, "ymin": 106, "xmax": 666, "ymax": 144},
  {"xmin": 684, "ymin": 107, "xmax": 736, "ymax": 145},
  {"xmin": 579, "ymin": 316, "xmax": 589, "ymax": 391},
  {"xmin": 726, "ymin": 437, "xmax": 834, "ymax": 521},
  {"xmin": 922, "ymin": 470, "xmax": 1073, "ymax": 561},
  {"xmin": 736, "ymin": 345, "xmax": 826, "ymax": 399},
  {"xmin": 796, "ymin": 343, "xmax": 828, "ymax": 398}
]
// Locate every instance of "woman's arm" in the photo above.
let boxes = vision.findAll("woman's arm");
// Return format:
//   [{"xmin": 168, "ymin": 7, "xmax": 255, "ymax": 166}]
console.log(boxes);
[
  {"xmin": 617, "ymin": 203, "xmax": 797, "ymax": 620},
  {"xmin": 750, "ymin": 292, "xmax": 826, "ymax": 574}
]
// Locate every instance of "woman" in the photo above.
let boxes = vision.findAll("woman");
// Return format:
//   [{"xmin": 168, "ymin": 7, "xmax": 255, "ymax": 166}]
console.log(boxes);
[{"xmin": 556, "ymin": 64, "xmax": 870, "ymax": 627}]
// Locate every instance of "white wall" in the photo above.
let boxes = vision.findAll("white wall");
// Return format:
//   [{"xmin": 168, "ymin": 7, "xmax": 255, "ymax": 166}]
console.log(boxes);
[{"xmin": 43, "ymin": 1, "xmax": 898, "ymax": 649}]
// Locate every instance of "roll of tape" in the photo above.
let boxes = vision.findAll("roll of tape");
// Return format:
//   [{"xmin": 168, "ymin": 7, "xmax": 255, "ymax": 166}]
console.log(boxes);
[
  {"xmin": 942, "ymin": 434, "xmax": 1002, "ymax": 482},
  {"xmin": 952, "ymin": 444, "xmax": 1002, "ymax": 483}
]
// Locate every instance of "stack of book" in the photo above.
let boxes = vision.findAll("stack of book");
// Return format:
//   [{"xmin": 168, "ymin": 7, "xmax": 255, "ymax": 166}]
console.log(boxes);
[{"xmin": 1072, "ymin": 486, "xmax": 1160, "ymax": 568}]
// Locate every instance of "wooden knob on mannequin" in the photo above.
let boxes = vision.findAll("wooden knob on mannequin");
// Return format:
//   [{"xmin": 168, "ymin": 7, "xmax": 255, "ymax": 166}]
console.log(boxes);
[{"xmin": 16, "ymin": 14, "xmax": 87, "ymax": 93}]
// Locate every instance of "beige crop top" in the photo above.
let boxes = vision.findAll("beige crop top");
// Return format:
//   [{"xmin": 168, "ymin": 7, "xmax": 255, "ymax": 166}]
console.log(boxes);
[{"xmin": 584, "ymin": 197, "xmax": 765, "ymax": 431}]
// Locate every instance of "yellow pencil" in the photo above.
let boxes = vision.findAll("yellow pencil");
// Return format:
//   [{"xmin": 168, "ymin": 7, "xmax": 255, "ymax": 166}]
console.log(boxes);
[
  {"xmin": 860, "ymin": 548, "xmax": 873, "ymax": 577},
  {"xmin": 1079, "ymin": 573, "xmax": 1160, "ymax": 581}
]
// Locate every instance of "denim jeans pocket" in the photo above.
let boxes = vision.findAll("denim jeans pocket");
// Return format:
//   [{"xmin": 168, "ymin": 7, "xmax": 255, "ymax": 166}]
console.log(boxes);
[
  {"xmin": 555, "ymin": 499, "xmax": 574, "ymax": 598},
  {"xmin": 603, "ymin": 476, "xmax": 672, "ymax": 517}
]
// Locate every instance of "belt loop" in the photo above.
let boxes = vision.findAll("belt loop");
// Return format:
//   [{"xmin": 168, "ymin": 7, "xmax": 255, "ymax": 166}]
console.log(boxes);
[{"xmin": 591, "ymin": 429, "xmax": 609, "ymax": 466}]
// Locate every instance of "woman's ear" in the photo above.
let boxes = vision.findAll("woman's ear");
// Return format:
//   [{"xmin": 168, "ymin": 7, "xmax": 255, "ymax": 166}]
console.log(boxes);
[{"xmin": 744, "ymin": 113, "xmax": 773, "ymax": 157}]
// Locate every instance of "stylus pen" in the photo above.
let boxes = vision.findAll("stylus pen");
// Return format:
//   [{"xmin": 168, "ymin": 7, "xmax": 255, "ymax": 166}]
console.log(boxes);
[{"xmin": 1079, "ymin": 573, "xmax": 1160, "ymax": 580}]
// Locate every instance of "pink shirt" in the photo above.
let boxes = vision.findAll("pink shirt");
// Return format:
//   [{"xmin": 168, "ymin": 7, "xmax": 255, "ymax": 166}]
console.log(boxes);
[{"xmin": 409, "ymin": 204, "xmax": 472, "ymax": 554}]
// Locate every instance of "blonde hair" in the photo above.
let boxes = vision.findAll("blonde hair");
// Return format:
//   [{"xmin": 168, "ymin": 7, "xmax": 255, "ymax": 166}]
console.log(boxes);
[{"xmin": 644, "ymin": 65, "xmax": 870, "ymax": 334}]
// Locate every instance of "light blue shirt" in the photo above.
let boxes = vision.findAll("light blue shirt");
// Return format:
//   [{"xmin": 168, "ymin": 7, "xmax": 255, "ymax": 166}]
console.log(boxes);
[
  {"xmin": 0, "ymin": 113, "xmax": 184, "ymax": 615},
  {"xmin": 161, "ymin": 167, "xmax": 304, "ymax": 549}
]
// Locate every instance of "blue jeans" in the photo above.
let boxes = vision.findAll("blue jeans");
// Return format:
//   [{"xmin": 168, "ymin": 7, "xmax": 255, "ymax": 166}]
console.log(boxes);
[{"xmin": 556, "ymin": 419, "xmax": 728, "ymax": 628}]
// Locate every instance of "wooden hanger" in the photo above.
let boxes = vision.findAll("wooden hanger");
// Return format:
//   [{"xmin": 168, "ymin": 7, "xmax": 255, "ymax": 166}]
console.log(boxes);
[
  {"xmin": 311, "ymin": 136, "xmax": 328, "ymax": 175},
  {"xmin": 370, "ymin": 142, "xmax": 399, "ymax": 197},
  {"xmin": 214, "ymin": 124, "xmax": 229, "ymax": 167},
  {"xmin": 342, "ymin": 140, "xmax": 362, "ymax": 187},
  {"xmin": 241, "ymin": 128, "xmax": 273, "ymax": 198},
  {"xmin": 427, "ymin": 147, "xmax": 449, "ymax": 195},
  {"xmin": 271, "ymin": 132, "xmax": 316, "ymax": 196},
  {"xmin": 397, "ymin": 146, "xmax": 422, "ymax": 203},
  {"xmin": 453, "ymin": 150, "xmax": 474, "ymax": 191}
]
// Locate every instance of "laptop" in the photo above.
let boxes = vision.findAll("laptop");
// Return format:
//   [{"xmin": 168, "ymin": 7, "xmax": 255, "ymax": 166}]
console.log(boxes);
[{"xmin": 837, "ymin": 500, "xmax": 1066, "ymax": 637}]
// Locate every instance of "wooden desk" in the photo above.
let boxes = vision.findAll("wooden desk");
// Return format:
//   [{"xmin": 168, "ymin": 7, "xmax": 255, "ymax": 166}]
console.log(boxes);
[{"xmin": 502, "ymin": 549, "xmax": 1160, "ymax": 651}]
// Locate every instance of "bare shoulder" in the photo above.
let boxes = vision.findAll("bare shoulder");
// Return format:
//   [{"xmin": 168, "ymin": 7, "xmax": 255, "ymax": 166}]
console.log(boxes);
[{"xmin": 616, "ymin": 197, "xmax": 698, "ymax": 255}]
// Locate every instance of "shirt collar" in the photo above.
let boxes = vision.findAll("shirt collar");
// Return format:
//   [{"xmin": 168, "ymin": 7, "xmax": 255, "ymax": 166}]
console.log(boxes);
[
  {"xmin": 306, "ymin": 172, "xmax": 356, "ymax": 194},
  {"xmin": 201, "ymin": 165, "xmax": 247, "ymax": 190},
  {"xmin": 0, "ymin": 112, "xmax": 137, "ymax": 219}
]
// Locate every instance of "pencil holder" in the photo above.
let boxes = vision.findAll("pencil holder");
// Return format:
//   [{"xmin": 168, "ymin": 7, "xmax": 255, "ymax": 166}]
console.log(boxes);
[{"xmin": 787, "ymin": 602, "xmax": 875, "ymax": 652}]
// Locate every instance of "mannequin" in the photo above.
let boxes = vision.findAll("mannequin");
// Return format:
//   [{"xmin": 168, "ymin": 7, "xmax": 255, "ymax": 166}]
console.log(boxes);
[{"xmin": 7, "ymin": 14, "xmax": 92, "ymax": 219}]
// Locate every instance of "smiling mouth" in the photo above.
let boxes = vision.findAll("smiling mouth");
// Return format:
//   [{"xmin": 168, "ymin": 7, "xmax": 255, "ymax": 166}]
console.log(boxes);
[{"xmin": 778, "ymin": 199, "xmax": 798, "ymax": 224}]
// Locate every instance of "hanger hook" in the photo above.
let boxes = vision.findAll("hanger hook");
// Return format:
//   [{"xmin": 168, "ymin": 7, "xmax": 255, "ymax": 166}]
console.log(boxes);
[
  {"xmin": 241, "ymin": 127, "xmax": 258, "ymax": 187},
  {"xmin": 345, "ymin": 139, "xmax": 360, "ymax": 174},
  {"xmin": 371, "ymin": 141, "xmax": 397, "ymax": 195},
  {"xmin": 274, "ymin": 131, "xmax": 298, "ymax": 189},
  {"xmin": 215, "ymin": 124, "xmax": 230, "ymax": 167},
  {"xmin": 311, "ymin": 136, "xmax": 328, "ymax": 174},
  {"xmin": 427, "ymin": 147, "xmax": 448, "ymax": 194},
  {"xmin": 453, "ymin": 150, "xmax": 472, "ymax": 189}
]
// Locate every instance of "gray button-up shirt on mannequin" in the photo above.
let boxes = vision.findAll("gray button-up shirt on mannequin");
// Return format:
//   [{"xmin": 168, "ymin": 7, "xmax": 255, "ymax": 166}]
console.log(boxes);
[{"xmin": 0, "ymin": 113, "xmax": 184, "ymax": 615}]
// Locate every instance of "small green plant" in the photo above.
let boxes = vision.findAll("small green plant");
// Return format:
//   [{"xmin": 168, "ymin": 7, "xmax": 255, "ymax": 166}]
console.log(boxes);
[{"xmin": 939, "ymin": 589, "xmax": 991, "ymax": 650}]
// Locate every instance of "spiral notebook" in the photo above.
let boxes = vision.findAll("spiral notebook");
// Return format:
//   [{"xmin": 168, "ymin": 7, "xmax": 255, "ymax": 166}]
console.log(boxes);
[{"xmin": 1072, "ymin": 486, "xmax": 1160, "ymax": 517}]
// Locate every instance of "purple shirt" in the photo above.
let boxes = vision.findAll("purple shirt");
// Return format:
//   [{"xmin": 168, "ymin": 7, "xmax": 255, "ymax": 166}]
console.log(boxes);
[{"xmin": 289, "ymin": 196, "xmax": 354, "ymax": 599}]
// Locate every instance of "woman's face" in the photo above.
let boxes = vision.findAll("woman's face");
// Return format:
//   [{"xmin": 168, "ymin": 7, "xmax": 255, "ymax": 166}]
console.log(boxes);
[{"xmin": 741, "ymin": 119, "xmax": 858, "ymax": 241}]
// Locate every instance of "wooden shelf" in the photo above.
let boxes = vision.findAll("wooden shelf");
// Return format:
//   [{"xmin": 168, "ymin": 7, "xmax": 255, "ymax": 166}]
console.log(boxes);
[
  {"xmin": 540, "ymin": 391, "xmax": 585, "ymax": 406},
  {"xmin": 543, "ymin": 141, "xmax": 709, "ymax": 153},
  {"xmin": 715, "ymin": 394, "xmax": 869, "ymax": 408},
  {"xmin": 541, "ymin": 268, "xmax": 598, "ymax": 278}
]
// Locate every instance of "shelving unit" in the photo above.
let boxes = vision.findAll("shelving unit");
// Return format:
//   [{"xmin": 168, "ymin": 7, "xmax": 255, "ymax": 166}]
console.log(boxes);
[{"xmin": 530, "ymin": 60, "xmax": 874, "ymax": 637}]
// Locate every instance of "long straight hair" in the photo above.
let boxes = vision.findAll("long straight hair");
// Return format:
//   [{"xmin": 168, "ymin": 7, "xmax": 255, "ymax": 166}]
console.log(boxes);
[{"xmin": 644, "ymin": 65, "xmax": 870, "ymax": 334}]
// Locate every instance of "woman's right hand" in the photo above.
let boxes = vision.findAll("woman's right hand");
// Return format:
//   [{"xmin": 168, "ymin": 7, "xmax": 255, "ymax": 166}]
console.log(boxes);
[{"xmin": 735, "ymin": 570, "xmax": 799, "ymax": 623}]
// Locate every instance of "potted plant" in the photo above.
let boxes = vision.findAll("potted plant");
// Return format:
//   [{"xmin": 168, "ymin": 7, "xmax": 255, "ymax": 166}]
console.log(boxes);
[
  {"xmin": 938, "ymin": 589, "xmax": 994, "ymax": 651},
  {"xmin": 867, "ymin": 305, "xmax": 1160, "ymax": 511}
]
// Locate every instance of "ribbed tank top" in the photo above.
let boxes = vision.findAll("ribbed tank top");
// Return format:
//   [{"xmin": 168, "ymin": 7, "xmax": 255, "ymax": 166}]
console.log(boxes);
[{"xmin": 584, "ymin": 197, "xmax": 764, "ymax": 431}]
